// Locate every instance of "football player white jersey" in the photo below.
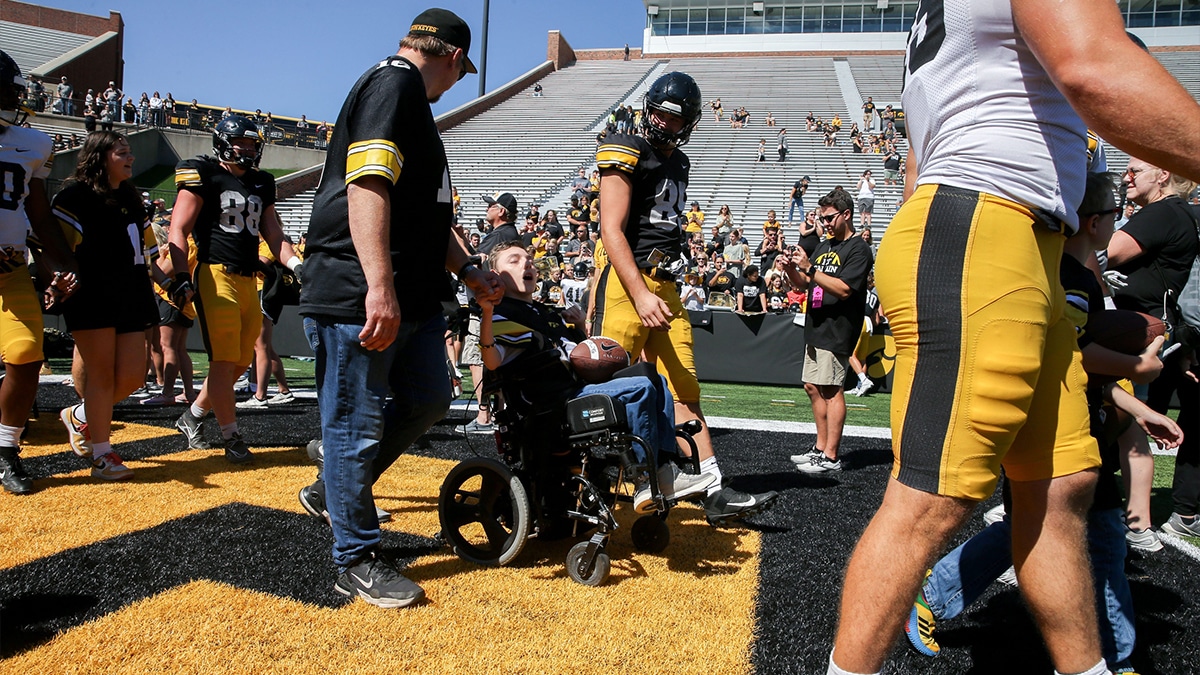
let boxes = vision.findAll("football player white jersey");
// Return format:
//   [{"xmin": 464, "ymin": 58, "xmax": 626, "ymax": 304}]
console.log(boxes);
[
  {"xmin": 902, "ymin": 0, "xmax": 1088, "ymax": 233},
  {"xmin": 0, "ymin": 125, "xmax": 53, "ymax": 252}
]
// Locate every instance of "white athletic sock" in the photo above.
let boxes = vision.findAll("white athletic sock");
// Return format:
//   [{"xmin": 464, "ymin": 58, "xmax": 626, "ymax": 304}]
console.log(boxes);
[
  {"xmin": 91, "ymin": 441, "xmax": 112, "ymax": 460},
  {"xmin": 1055, "ymin": 659, "xmax": 1111, "ymax": 675},
  {"xmin": 190, "ymin": 403, "xmax": 208, "ymax": 419},
  {"xmin": 827, "ymin": 651, "xmax": 878, "ymax": 675},
  {"xmin": 700, "ymin": 456, "xmax": 723, "ymax": 496},
  {"xmin": 73, "ymin": 403, "xmax": 87, "ymax": 423},
  {"xmin": 220, "ymin": 422, "xmax": 239, "ymax": 440},
  {"xmin": 0, "ymin": 423, "xmax": 22, "ymax": 447},
  {"xmin": 857, "ymin": 371, "xmax": 870, "ymax": 385}
]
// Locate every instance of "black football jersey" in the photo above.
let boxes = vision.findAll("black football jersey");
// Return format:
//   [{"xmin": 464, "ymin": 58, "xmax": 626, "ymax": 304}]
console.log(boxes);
[
  {"xmin": 174, "ymin": 156, "xmax": 276, "ymax": 269},
  {"xmin": 52, "ymin": 182, "xmax": 155, "ymax": 284},
  {"xmin": 595, "ymin": 133, "xmax": 687, "ymax": 268},
  {"xmin": 301, "ymin": 55, "xmax": 454, "ymax": 322}
]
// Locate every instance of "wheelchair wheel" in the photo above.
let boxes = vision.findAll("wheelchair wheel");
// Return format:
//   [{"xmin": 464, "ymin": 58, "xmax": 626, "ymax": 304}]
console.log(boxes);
[
  {"xmin": 566, "ymin": 541, "xmax": 610, "ymax": 587},
  {"xmin": 439, "ymin": 458, "xmax": 531, "ymax": 567},
  {"xmin": 630, "ymin": 514, "xmax": 670, "ymax": 553}
]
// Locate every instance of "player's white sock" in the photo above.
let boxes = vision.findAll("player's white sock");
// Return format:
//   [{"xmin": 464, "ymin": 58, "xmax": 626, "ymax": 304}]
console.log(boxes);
[
  {"xmin": 827, "ymin": 651, "xmax": 878, "ymax": 675},
  {"xmin": 700, "ymin": 456, "xmax": 723, "ymax": 496},
  {"xmin": 0, "ymin": 423, "xmax": 22, "ymax": 447},
  {"xmin": 857, "ymin": 372, "xmax": 870, "ymax": 385},
  {"xmin": 190, "ymin": 403, "xmax": 208, "ymax": 420},
  {"xmin": 73, "ymin": 403, "xmax": 87, "ymax": 423},
  {"xmin": 1055, "ymin": 659, "xmax": 1110, "ymax": 675},
  {"xmin": 92, "ymin": 441, "xmax": 112, "ymax": 460},
  {"xmin": 220, "ymin": 422, "xmax": 239, "ymax": 440}
]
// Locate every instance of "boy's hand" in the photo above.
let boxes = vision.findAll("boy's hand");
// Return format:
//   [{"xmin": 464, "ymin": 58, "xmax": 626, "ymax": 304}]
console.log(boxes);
[
  {"xmin": 1134, "ymin": 407, "xmax": 1184, "ymax": 450},
  {"xmin": 1130, "ymin": 335, "xmax": 1165, "ymax": 384},
  {"xmin": 464, "ymin": 267, "xmax": 504, "ymax": 305},
  {"xmin": 560, "ymin": 304, "xmax": 585, "ymax": 325}
]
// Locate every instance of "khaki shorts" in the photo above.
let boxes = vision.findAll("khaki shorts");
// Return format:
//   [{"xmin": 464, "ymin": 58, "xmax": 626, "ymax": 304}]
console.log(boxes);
[
  {"xmin": 803, "ymin": 344, "xmax": 848, "ymax": 387},
  {"xmin": 461, "ymin": 315, "xmax": 483, "ymax": 366}
]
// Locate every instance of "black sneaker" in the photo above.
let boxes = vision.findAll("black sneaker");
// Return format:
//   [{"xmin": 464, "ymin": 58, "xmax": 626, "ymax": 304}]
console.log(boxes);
[
  {"xmin": 299, "ymin": 480, "xmax": 330, "ymax": 524},
  {"xmin": 223, "ymin": 433, "xmax": 254, "ymax": 464},
  {"xmin": 704, "ymin": 486, "xmax": 779, "ymax": 527},
  {"xmin": 175, "ymin": 409, "xmax": 212, "ymax": 449},
  {"xmin": 335, "ymin": 549, "xmax": 425, "ymax": 608},
  {"xmin": 0, "ymin": 446, "xmax": 34, "ymax": 494}
]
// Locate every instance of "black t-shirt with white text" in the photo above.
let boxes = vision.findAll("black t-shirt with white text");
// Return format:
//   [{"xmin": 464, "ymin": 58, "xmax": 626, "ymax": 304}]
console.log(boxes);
[{"xmin": 734, "ymin": 276, "xmax": 764, "ymax": 312}]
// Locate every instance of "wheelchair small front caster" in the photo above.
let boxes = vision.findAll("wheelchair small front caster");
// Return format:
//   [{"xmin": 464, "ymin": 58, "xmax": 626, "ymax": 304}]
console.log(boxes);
[
  {"xmin": 631, "ymin": 514, "xmax": 670, "ymax": 553},
  {"xmin": 566, "ymin": 540, "xmax": 610, "ymax": 586}
]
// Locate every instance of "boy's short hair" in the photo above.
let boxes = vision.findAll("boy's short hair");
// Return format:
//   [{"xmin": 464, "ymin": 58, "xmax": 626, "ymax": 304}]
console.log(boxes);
[
  {"xmin": 485, "ymin": 240, "xmax": 526, "ymax": 270},
  {"xmin": 818, "ymin": 188, "xmax": 855, "ymax": 214},
  {"xmin": 1077, "ymin": 172, "xmax": 1116, "ymax": 219}
]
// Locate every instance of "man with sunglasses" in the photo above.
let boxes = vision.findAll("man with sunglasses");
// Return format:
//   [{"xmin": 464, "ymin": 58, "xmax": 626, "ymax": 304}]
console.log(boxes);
[
  {"xmin": 783, "ymin": 189, "xmax": 873, "ymax": 474},
  {"xmin": 298, "ymin": 8, "xmax": 503, "ymax": 609}
]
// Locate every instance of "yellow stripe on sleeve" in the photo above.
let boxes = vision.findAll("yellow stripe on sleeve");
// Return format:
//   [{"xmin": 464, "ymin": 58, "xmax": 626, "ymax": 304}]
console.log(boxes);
[
  {"xmin": 175, "ymin": 169, "xmax": 203, "ymax": 187},
  {"xmin": 346, "ymin": 140, "xmax": 404, "ymax": 185},
  {"xmin": 596, "ymin": 144, "xmax": 640, "ymax": 174}
]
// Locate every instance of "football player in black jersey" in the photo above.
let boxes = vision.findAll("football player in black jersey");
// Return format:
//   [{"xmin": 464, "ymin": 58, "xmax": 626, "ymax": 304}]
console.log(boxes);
[
  {"xmin": 166, "ymin": 115, "xmax": 300, "ymax": 463},
  {"xmin": 593, "ymin": 72, "xmax": 777, "ymax": 525}
]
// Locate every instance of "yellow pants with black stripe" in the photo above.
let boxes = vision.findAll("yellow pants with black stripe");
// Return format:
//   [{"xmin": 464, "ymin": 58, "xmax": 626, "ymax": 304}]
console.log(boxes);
[
  {"xmin": 593, "ymin": 268, "xmax": 700, "ymax": 404},
  {"xmin": 875, "ymin": 184, "xmax": 1098, "ymax": 500},
  {"xmin": 0, "ymin": 269, "xmax": 43, "ymax": 365},
  {"xmin": 194, "ymin": 263, "xmax": 259, "ymax": 366}
]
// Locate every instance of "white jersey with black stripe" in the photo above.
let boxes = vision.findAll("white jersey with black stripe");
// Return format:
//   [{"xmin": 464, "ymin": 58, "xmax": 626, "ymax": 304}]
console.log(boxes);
[
  {"xmin": 0, "ymin": 125, "xmax": 53, "ymax": 252},
  {"xmin": 902, "ymin": 0, "xmax": 1088, "ymax": 233}
]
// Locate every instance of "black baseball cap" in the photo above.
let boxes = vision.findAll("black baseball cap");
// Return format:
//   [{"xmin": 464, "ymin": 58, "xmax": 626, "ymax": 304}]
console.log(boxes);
[
  {"xmin": 409, "ymin": 8, "xmax": 478, "ymax": 74},
  {"xmin": 483, "ymin": 192, "xmax": 518, "ymax": 216}
]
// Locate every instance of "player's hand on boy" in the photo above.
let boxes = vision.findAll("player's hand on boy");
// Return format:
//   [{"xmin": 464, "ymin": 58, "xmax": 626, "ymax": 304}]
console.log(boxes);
[{"xmin": 463, "ymin": 267, "xmax": 504, "ymax": 305}]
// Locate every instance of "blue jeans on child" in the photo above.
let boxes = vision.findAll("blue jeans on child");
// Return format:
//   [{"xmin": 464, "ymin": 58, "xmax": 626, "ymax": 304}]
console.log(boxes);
[
  {"xmin": 580, "ymin": 373, "xmax": 676, "ymax": 464},
  {"xmin": 304, "ymin": 314, "xmax": 452, "ymax": 571},
  {"xmin": 922, "ymin": 508, "xmax": 1134, "ymax": 670}
]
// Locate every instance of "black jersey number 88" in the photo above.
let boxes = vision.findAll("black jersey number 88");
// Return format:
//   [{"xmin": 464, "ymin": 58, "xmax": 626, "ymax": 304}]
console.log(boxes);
[{"xmin": 218, "ymin": 190, "xmax": 263, "ymax": 236}]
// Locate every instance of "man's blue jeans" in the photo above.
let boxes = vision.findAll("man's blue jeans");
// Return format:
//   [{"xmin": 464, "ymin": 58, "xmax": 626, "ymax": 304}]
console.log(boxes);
[
  {"xmin": 787, "ymin": 197, "xmax": 804, "ymax": 223},
  {"xmin": 580, "ymin": 374, "xmax": 676, "ymax": 464},
  {"xmin": 922, "ymin": 509, "xmax": 1134, "ymax": 669},
  {"xmin": 304, "ymin": 314, "xmax": 452, "ymax": 570}
]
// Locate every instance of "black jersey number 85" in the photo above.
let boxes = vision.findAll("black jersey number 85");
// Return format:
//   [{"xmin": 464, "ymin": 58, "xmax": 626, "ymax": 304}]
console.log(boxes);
[{"xmin": 218, "ymin": 190, "xmax": 263, "ymax": 236}]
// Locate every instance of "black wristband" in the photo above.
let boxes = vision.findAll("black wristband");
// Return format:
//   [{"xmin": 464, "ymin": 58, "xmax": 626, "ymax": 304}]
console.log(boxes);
[
  {"xmin": 806, "ymin": 265, "xmax": 816, "ymax": 277},
  {"xmin": 457, "ymin": 263, "xmax": 477, "ymax": 280}
]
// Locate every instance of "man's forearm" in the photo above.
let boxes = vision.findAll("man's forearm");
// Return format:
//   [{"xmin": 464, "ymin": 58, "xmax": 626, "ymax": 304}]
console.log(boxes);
[{"xmin": 347, "ymin": 179, "xmax": 394, "ymax": 290}]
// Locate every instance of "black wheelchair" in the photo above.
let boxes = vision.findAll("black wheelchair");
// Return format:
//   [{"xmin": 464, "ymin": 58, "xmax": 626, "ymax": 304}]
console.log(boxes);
[{"xmin": 437, "ymin": 360, "xmax": 703, "ymax": 586}]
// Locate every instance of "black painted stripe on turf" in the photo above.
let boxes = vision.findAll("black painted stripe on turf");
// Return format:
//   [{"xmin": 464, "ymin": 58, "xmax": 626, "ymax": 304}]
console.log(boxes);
[
  {"xmin": 590, "ymin": 266, "xmax": 610, "ymax": 338},
  {"xmin": 895, "ymin": 185, "xmax": 979, "ymax": 493}
]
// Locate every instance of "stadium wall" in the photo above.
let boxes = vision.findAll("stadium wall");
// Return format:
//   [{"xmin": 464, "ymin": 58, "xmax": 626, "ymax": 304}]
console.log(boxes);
[
  {"xmin": 0, "ymin": 0, "xmax": 124, "ymax": 90},
  {"xmin": 642, "ymin": 28, "xmax": 906, "ymax": 55}
]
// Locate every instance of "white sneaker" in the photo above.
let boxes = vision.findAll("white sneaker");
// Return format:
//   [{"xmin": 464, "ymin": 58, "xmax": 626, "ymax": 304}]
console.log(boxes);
[
  {"xmin": 268, "ymin": 392, "xmax": 295, "ymax": 405},
  {"xmin": 982, "ymin": 504, "xmax": 1006, "ymax": 526},
  {"xmin": 632, "ymin": 463, "xmax": 717, "ymax": 514},
  {"xmin": 996, "ymin": 566, "xmax": 1018, "ymax": 587},
  {"xmin": 1126, "ymin": 526, "xmax": 1163, "ymax": 553},
  {"xmin": 853, "ymin": 380, "xmax": 876, "ymax": 397},
  {"xmin": 236, "ymin": 396, "xmax": 269, "ymax": 410},
  {"xmin": 796, "ymin": 454, "xmax": 842, "ymax": 473},
  {"xmin": 790, "ymin": 448, "xmax": 823, "ymax": 465}
]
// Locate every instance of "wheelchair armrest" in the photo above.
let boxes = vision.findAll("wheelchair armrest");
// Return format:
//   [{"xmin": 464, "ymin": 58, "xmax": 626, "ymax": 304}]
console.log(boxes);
[
  {"xmin": 566, "ymin": 394, "xmax": 628, "ymax": 435},
  {"xmin": 675, "ymin": 419, "xmax": 703, "ymax": 437}
]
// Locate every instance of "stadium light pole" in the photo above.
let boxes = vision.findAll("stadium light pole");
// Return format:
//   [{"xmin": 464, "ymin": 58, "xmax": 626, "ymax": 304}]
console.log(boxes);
[{"xmin": 478, "ymin": 0, "xmax": 490, "ymax": 97}]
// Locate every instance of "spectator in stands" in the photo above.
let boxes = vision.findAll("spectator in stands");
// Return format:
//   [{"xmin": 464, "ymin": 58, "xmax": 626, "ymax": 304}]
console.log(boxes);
[
  {"xmin": 99, "ymin": 105, "xmax": 114, "ymax": 132},
  {"xmin": 765, "ymin": 112, "xmax": 775, "ymax": 127},
  {"xmin": 567, "ymin": 196, "xmax": 589, "ymax": 230},
  {"xmin": 761, "ymin": 209, "xmax": 782, "ymax": 241},
  {"xmin": 1115, "ymin": 202, "xmax": 1137, "ymax": 229},
  {"xmin": 149, "ymin": 91, "xmax": 163, "ymax": 127},
  {"xmin": 756, "ymin": 228, "xmax": 783, "ymax": 271},
  {"xmin": 849, "ymin": 122, "xmax": 860, "ymax": 139},
  {"xmin": 706, "ymin": 254, "xmax": 737, "ymax": 296},
  {"xmin": 571, "ymin": 168, "xmax": 589, "ymax": 200},
  {"xmin": 777, "ymin": 128, "xmax": 788, "ymax": 163},
  {"xmin": 710, "ymin": 98, "xmax": 723, "ymax": 122},
  {"xmin": 83, "ymin": 106, "xmax": 98, "ymax": 134},
  {"xmin": 724, "ymin": 228, "xmax": 749, "ymax": 275},
  {"xmin": 806, "ymin": 111, "xmax": 816, "ymax": 132},
  {"xmin": 70, "ymin": 132, "xmax": 82, "ymax": 148},
  {"xmin": 589, "ymin": 169, "xmax": 601, "ymax": 200},
  {"xmin": 765, "ymin": 273, "xmax": 789, "ymax": 313},
  {"xmin": 765, "ymin": 254, "xmax": 792, "ymax": 290},
  {"xmin": 785, "ymin": 188, "xmax": 873, "ymax": 475},
  {"xmin": 706, "ymin": 225, "xmax": 727, "ymax": 259},
  {"xmin": 542, "ymin": 238, "xmax": 564, "ymax": 270},
  {"xmin": 716, "ymin": 204, "xmax": 733, "ymax": 235},
  {"xmin": 103, "ymin": 82, "xmax": 121, "ymax": 117},
  {"xmin": 788, "ymin": 175, "xmax": 810, "ymax": 224},
  {"xmin": 883, "ymin": 120, "xmax": 896, "ymax": 142},
  {"xmin": 525, "ymin": 203, "xmax": 540, "ymax": 223},
  {"xmin": 532, "ymin": 82, "xmax": 543, "ymax": 97},
  {"xmin": 681, "ymin": 272, "xmax": 706, "ymax": 312},
  {"xmin": 57, "ymin": 76, "xmax": 74, "ymax": 116},
  {"xmin": 203, "ymin": 109, "xmax": 216, "ymax": 129},
  {"xmin": 831, "ymin": 114, "xmax": 843, "ymax": 131},
  {"xmin": 883, "ymin": 149, "xmax": 902, "ymax": 186},
  {"xmin": 824, "ymin": 125, "xmax": 836, "ymax": 148},
  {"xmin": 84, "ymin": 88, "xmax": 95, "ymax": 110},
  {"xmin": 564, "ymin": 226, "xmax": 591, "ymax": 262},
  {"xmin": 315, "ymin": 120, "xmax": 328, "ymax": 149},
  {"xmin": 860, "ymin": 227, "xmax": 873, "ymax": 250},
  {"xmin": 220, "ymin": 106, "xmax": 232, "ymax": 120},
  {"xmin": 540, "ymin": 209, "xmax": 563, "ymax": 239},
  {"xmin": 137, "ymin": 93, "xmax": 150, "ymax": 127},
  {"xmin": 856, "ymin": 170, "xmax": 876, "ymax": 228},
  {"xmin": 122, "ymin": 98, "xmax": 136, "ymax": 124},
  {"xmin": 467, "ymin": 232, "xmax": 480, "ymax": 250},
  {"xmin": 735, "ymin": 265, "xmax": 765, "ymax": 313},
  {"xmin": 852, "ymin": 133, "xmax": 864, "ymax": 154},
  {"xmin": 685, "ymin": 202, "xmax": 705, "ymax": 235},
  {"xmin": 163, "ymin": 94, "xmax": 175, "ymax": 126},
  {"xmin": 862, "ymin": 96, "xmax": 876, "ymax": 130}
]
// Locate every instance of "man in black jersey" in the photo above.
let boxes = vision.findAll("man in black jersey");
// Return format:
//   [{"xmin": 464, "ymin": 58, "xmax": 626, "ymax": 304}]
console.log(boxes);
[
  {"xmin": 297, "ymin": 9, "xmax": 502, "ymax": 609},
  {"xmin": 593, "ymin": 72, "xmax": 777, "ymax": 525},
  {"xmin": 167, "ymin": 114, "xmax": 299, "ymax": 463}
]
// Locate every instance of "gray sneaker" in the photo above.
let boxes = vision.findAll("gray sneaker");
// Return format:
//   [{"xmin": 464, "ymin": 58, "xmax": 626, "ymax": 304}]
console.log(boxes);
[
  {"xmin": 1162, "ymin": 513, "xmax": 1200, "ymax": 538},
  {"xmin": 790, "ymin": 447, "xmax": 823, "ymax": 465},
  {"xmin": 1125, "ymin": 525, "xmax": 1163, "ymax": 552},
  {"xmin": 175, "ymin": 409, "xmax": 213, "ymax": 449},
  {"xmin": 223, "ymin": 433, "xmax": 254, "ymax": 464},
  {"xmin": 462, "ymin": 419, "xmax": 493, "ymax": 434},
  {"xmin": 796, "ymin": 454, "xmax": 842, "ymax": 473}
]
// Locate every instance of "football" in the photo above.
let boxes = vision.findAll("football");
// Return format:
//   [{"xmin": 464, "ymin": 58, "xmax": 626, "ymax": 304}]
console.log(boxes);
[
  {"xmin": 569, "ymin": 337, "xmax": 631, "ymax": 384},
  {"xmin": 1088, "ymin": 310, "xmax": 1166, "ymax": 355}
]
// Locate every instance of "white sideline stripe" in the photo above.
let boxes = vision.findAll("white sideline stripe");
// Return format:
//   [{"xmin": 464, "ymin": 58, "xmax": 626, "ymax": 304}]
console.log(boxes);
[
  {"xmin": 32, "ymin": 375, "xmax": 1183, "ymax": 454},
  {"xmin": 1160, "ymin": 532, "xmax": 1200, "ymax": 563}
]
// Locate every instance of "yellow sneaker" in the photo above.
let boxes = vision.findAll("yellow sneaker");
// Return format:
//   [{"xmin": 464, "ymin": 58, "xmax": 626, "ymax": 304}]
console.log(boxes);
[{"xmin": 60, "ymin": 405, "xmax": 91, "ymax": 457}]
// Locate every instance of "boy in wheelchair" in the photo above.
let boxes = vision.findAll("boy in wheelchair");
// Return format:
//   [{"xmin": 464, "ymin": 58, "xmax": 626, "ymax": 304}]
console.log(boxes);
[{"xmin": 478, "ymin": 242, "xmax": 715, "ymax": 512}]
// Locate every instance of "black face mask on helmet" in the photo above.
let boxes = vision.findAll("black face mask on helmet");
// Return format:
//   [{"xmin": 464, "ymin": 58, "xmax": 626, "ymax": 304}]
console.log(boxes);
[
  {"xmin": 0, "ymin": 50, "xmax": 30, "ymax": 129},
  {"xmin": 212, "ymin": 114, "xmax": 263, "ymax": 169},
  {"xmin": 640, "ymin": 71, "xmax": 703, "ymax": 151}
]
